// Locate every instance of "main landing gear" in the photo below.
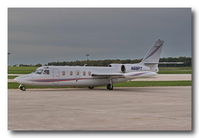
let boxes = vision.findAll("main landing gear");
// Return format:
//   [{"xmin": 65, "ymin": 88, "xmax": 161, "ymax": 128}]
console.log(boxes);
[
  {"xmin": 105, "ymin": 79, "xmax": 114, "ymax": 90},
  {"xmin": 88, "ymin": 86, "xmax": 94, "ymax": 89},
  {"xmin": 106, "ymin": 83, "xmax": 113, "ymax": 90},
  {"xmin": 88, "ymin": 79, "xmax": 114, "ymax": 90},
  {"xmin": 19, "ymin": 84, "xmax": 26, "ymax": 91}
]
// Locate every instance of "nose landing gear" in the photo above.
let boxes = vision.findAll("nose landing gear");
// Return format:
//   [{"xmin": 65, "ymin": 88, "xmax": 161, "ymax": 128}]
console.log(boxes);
[
  {"xmin": 107, "ymin": 83, "xmax": 113, "ymax": 90},
  {"xmin": 19, "ymin": 84, "xmax": 26, "ymax": 91}
]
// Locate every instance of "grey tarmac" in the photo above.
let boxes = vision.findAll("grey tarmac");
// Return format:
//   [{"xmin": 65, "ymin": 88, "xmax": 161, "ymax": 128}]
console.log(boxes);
[{"xmin": 8, "ymin": 86, "xmax": 192, "ymax": 131}]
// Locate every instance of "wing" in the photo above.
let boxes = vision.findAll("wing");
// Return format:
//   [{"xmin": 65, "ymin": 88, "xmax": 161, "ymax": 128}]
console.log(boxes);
[
  {"xmin": 91, "ymin": 73, "xmax": 124, "ymax": 78},
  {"xmin": 91, "ymin": 71, "xmax": 157, "ymax": 79}
]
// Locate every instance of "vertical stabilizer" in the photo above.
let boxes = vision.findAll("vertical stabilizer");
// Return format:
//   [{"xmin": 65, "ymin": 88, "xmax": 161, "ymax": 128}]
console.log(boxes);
[{"xmin": 140, "ymin": 39, "xmax": 164, "ymax": 72}]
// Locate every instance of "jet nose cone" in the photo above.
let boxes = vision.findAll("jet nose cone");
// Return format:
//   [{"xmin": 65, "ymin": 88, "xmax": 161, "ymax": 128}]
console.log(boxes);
[
  {"xmin": 14, "ymin": 76, "xmax": 27, "ymax": 84},
  {"xmin": 14, "ymin": 74, "xmax": 33, "ymax": 84},
  {"xmin": 14, "ymin": 76, "xmax": 21, "ymax": 83}
]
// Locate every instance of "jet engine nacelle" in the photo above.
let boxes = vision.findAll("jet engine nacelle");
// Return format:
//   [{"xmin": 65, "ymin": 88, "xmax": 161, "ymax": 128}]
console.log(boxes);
[
  {"xmin": 109, "ymin": 64, "xmax": 126, "ymax": 73},
  {"xmin": 109, "ymin": 63, "xmax": 151, "ymax": 73}
]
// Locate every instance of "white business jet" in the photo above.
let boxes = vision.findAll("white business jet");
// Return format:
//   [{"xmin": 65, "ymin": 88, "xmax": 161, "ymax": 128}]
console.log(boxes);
[{"xmin": 15, "ymin": 39, "xmax": 164, "ymax": 91}]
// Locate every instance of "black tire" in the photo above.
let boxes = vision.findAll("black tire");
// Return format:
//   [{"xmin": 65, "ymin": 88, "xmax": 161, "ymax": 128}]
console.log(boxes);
[
  {"xmin": 19, "ymin": 85, "xmax": 26, "ymax": 91},
  {"xmin": 21, "ymin": 86, "xmax": 26, "ymax": 91},
  {"xmin": 88, "ymin": 86, "xmax": 94, "ymax": 89},
  {"xmin": 107, "ymin": 84, "xmax": 113, "ymax": 90}
]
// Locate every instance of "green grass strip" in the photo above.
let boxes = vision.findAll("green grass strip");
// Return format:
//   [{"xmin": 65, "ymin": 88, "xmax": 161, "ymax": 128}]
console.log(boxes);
[
  {"xmin": 8, "ymin": 66, "xmax": 37, "ymax": 74},
  {"xmin": 158, "ymin": 70, "xmax": 192, "ymax": 74},
  {"xmin": 8, "ymin": 81, "xmax": 192, "ymax": 89},
  {"xmin": 8, "ymin": 76, "xmax": 18, "ymax": 79},
  {"xmin": 159, "ymin": 67, "xmax": 192, "ymax": 74}
]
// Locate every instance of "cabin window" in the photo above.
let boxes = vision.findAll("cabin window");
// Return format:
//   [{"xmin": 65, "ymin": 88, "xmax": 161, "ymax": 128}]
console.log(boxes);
[
  {"xmin": 88, "ymin": 71, "xmax": 91, "ymax": 76},
  {"xmin": 70, "ymin": 71, "xmax": 73, "ymax": 76},
  {"xmin": 76, "ymin": 71, "xmax": 80, "ymax": 75},
  {"xmin": 83, "ymin": 71, "xmax": 86, "ymax": 76},
  {"xmin": 62, "ymin": 71, "xmax": 65, "ymax": 76}
]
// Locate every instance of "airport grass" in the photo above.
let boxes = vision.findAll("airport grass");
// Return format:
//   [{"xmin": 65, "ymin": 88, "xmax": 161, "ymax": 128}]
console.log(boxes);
[
  {"xmin": 8, "ymin": 66, "xmax": 192, "ymax": 74},
  {"xmin": 8, "ymin": 76, "xmax": 17, "ymax": 79},
  {"xmin": 8, "ymin": 81, "xmax": 192, "ymax": 89},
  {"xmin": 159, "ymin": 67, "xmax": 192, "ymax": 74},
  {"xmin": 8, "ymin": 66, "xmax": 37, "ymax": 74}
]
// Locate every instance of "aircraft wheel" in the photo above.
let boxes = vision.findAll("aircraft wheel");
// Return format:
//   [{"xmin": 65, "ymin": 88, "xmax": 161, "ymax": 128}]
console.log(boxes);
[
  {"xmin": 19, "ymin": 84, "xmax": 26, "ymax": 91},
  {"xmin": 107, "ymin": 83, "xmax": 113, "ymax": 90},
  {"xmin": 88, "ymin": 86, "xmax": 94, "ymax": 89}
]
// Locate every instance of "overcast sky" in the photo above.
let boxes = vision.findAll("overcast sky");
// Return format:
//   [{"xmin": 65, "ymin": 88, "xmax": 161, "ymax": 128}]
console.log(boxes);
[{"xmin": 8, "ymin": 8, "xmax": 191, "ymax": 65}]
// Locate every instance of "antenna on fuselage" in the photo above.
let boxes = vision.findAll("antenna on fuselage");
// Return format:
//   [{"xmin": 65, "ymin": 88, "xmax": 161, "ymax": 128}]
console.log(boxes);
[
  {"xmin": 86, "ymin": 54, "xmax": 90, "ymax": 65},
  {"xmin": 8, "ymin": 51, "xmax": 14, "ymax": 66}
]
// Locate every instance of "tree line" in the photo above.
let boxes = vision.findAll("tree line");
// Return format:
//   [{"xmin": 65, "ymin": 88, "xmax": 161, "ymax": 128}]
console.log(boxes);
[{"xmin": 15, "ymin": 57, "xmax": 191, "ymax": 67}]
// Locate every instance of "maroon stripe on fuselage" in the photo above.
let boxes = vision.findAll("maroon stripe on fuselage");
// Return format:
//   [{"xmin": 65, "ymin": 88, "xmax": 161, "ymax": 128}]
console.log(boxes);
[{"xmin": 30, "ymin": 77, "xmax": 102, "ymax": 82}]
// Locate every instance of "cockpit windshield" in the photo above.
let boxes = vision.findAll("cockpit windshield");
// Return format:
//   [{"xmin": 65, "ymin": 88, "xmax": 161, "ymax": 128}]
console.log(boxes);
[
  {"xmin": 34, "ymin": 67, "xmax": 50, "ymax": 75},
  {"xmin": 35, "ymin": 69, "xmax": 43, "ymax": 74}
]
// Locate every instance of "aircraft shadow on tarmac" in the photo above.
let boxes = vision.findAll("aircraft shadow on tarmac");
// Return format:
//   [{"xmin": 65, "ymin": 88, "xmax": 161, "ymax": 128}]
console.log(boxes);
[{"xmin": 18, "ymin": 87, "xmax": 156, "ymax": 93}]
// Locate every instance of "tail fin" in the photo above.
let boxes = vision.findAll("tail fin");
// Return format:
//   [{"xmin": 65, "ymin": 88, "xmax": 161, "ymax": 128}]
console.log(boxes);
[{"xmin": 140, "ymin": 39, "xmax": 164, "ymax": 72}]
